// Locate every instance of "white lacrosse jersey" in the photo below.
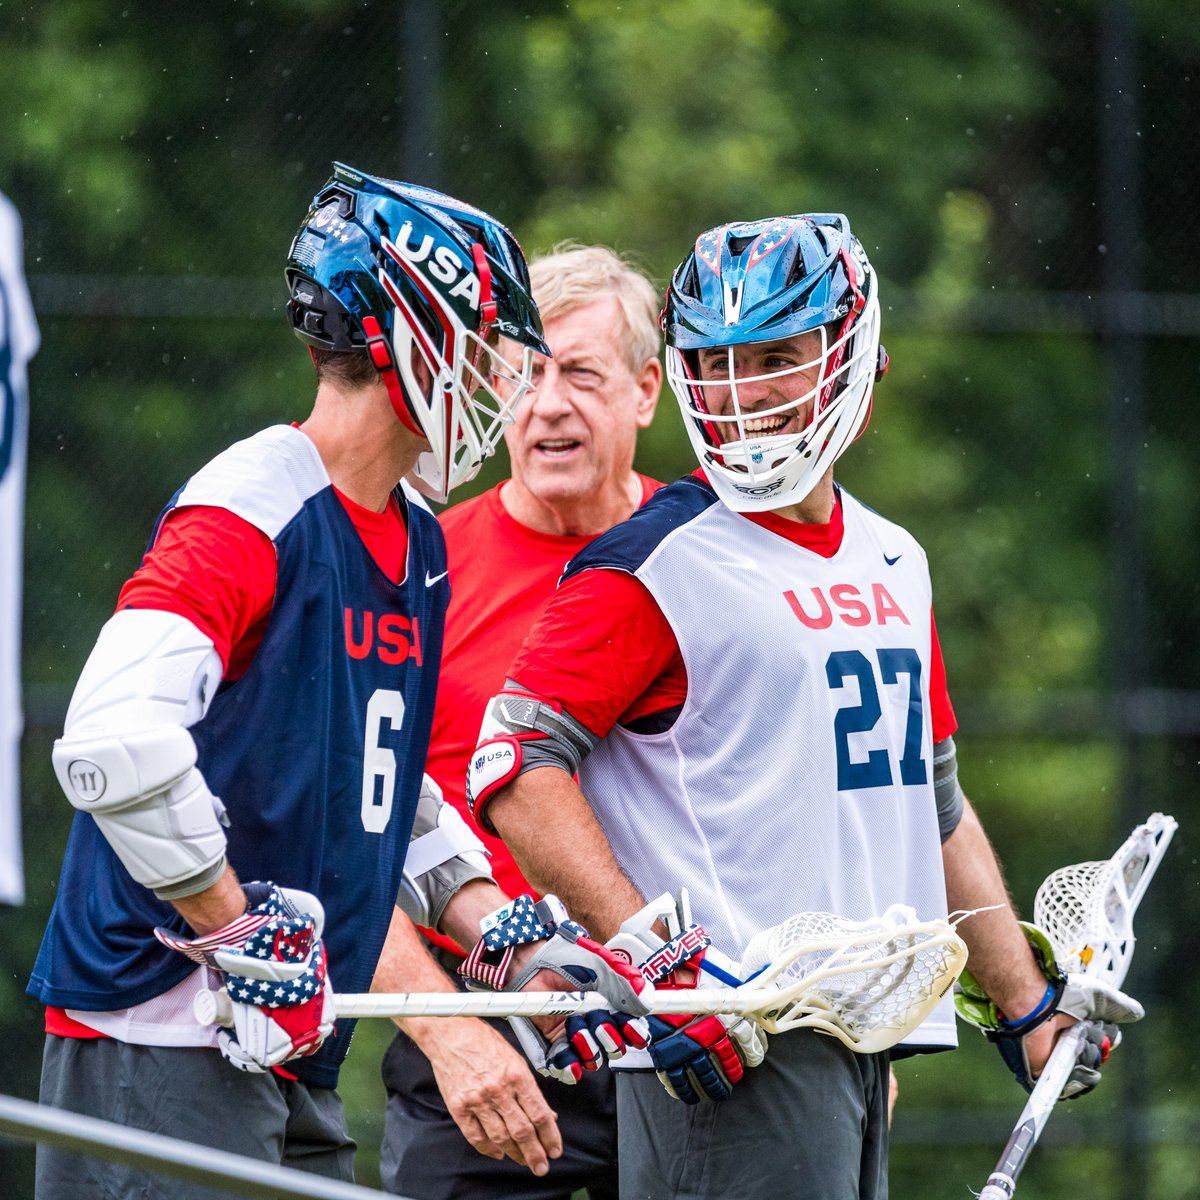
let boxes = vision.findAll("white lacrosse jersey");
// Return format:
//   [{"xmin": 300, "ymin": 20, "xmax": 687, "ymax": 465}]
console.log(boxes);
[
  {"xmin": 567, "ymin": 477, "xmax": 957, "ymax": 1050},
  {"xmin": 0, "ymin": 192, "xmax": 39, "ymax": 906}
]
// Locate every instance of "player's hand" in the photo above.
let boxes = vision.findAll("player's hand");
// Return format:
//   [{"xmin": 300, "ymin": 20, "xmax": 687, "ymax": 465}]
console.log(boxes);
[
  {"xmin": 1019, "ymin": 976, "xmax": 1142, "ymax": 1099},
  {"xmin": 459, "ymin": 894, "xmax": 652, "ymax": 1084},
  {"xmin": 956, "ymin": 922, "xmax": 1142, "ymax": 1101},
  {"xmin": 607, "ymin": 891, "xmax": 767, "ymax": 1105},
  {"xmin": 157, "ymin": 881, "xmax": 335, "ymax": 1073},
  {"xmin": 422, "ymin": 1017, "xmax": 562, "ymax": 1175},
  {"xmin": 638, "ymin": 937, "xmax": 766, "ymax": 1104}
]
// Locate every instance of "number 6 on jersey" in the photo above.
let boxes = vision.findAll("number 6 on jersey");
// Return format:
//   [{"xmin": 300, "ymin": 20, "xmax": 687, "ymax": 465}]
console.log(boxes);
[{"xmin": 361, "ymin": 688, "xmax": 405, "ymax": 832}]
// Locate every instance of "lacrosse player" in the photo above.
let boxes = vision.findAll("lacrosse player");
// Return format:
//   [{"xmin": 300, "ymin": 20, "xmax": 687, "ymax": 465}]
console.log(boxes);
[
  {"xmin": 467, "ymin": 214, "xmax": 1144, "ymax": 1199},
  {"xmin": 375, "ymin": 244, "xmax": 663, "ymax": 1199},
  {"xmin": 27, "ymin": 166, "xmax": 649, "ymax": 1198}
]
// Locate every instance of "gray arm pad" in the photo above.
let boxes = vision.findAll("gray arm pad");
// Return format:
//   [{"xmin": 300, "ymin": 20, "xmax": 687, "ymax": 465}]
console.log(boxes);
[
  {"xmin": 933, "ymin": 736, "xmax": 964, "ymax": 842},
  {"xmin": 492, "ymin": 679, "xmax": 598, "ymax": 778},
  {"xmin": 466, "ymin": 682, "xmax": 599, "ymax": 834},
  {"xmin": 397, "ymin": 774, "xmax": 493, "ymax": 930}
]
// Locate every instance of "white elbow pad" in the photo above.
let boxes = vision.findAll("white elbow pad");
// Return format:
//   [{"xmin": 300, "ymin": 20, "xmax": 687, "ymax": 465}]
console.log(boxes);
[
  {"xmin": 51, "ymin": 609, "xmax": 229, "ymax": 899},
  {"xmin": 397, "ymin": 774, "xmax": 492, "ymax": 929}
]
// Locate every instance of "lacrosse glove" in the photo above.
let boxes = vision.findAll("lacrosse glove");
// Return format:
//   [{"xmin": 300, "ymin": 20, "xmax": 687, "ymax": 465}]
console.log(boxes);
[
  {"xmin": 459, "ymin": 894, "xmax": 653, "ymax": 1084},
  {"xmin": 156, "ymin": 881, "xmax": 336, "ymax": 1073},
  {"xmin": 955, "ymin": 921, "xmax": 1143, "ymax": 1099},
  {"xmin": 608, "ymin": 891, "xmax": 768, "ymax": 1105}
]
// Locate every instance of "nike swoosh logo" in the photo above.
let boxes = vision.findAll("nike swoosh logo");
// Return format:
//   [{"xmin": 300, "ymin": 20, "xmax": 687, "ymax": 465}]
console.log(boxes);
[
  {"xmin": 425, "ymin": 570, "xmax": 449, "ymax": 587},
  {"xmin": 883, "ymin": 553, "xmax": 902, "ymax": 566}
]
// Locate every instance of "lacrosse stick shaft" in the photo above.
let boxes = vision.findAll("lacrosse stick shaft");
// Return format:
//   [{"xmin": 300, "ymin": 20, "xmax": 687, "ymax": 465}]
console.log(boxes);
[
  {"xmin": 195, "ymin": 909, "xmax": 966, "ymax": 1055},
  {"xmin": 976, "ymin": 1023, "xmax": 1088, "ymax": 1200},
  {"xmin": 197, "ymin": 911, "xmax": 967, "ymax": 1051},
  {"xmin": 195, "ymin": 985, "xmax": 784, "ymax": 1028}
]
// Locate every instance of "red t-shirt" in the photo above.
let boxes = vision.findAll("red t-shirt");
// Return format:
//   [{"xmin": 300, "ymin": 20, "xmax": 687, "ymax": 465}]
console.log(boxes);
[{"xmin": 422, "ymin": 476, "xmax": 662, "ymax": 953}]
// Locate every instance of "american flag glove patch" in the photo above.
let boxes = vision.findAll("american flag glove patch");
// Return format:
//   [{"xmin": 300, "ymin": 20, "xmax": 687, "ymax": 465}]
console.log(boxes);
[
  {"xmin": 224, "ymin": 925, "xmax": 326, "ymax": 1008},
  {"xmin": 460, "ymin": 894, "xmax": 558, "ymax": 990},
  {"xmin": 154, "ymin": 881, "xmax": 328, "ymax": 998},
  {"xmin": 153, "ymin": 905, "xmax": 279, "ymax": 968},
  {"xmin": 158, "ymin": 882, "xmax": 336, "ymax": 1072}
]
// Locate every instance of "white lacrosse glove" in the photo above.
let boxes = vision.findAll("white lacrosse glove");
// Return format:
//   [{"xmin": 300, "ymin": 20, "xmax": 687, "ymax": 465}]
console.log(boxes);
[
  {"xmin": 955, "ymin": 921, "xmax": 1142, "ymax": 1099},
  {"xmin": 608, "ymin": 891, "xmax": 768, "ymax": 1104},
  {"xmin": 459, "ymin": 894, "xmax": 654, "ymax": 1084},
  {"xmin": 156, "ymin": 881, "xmax": 336, "ymax": 1073}
]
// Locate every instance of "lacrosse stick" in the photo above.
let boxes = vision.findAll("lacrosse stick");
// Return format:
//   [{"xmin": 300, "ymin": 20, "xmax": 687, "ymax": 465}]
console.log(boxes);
[
  {"xmin": 975, "ymin": 811, "xmax": 1178, "ymax": 1200},
  {"xmin": 197, "ymin": 903, "xmax": 968, "ymax": 1054}
]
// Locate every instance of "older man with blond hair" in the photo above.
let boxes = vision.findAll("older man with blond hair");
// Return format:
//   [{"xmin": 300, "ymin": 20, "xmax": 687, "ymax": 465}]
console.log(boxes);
[{"xmin": 373, "ymin": 243, "xmax": 663, "ymax": 1200}]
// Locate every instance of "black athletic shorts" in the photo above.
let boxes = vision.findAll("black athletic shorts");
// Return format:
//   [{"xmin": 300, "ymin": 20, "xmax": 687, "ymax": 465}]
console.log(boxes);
[{"xmin": 380, "ymin": 1003, "xmax": 618, "ymax": 1200}]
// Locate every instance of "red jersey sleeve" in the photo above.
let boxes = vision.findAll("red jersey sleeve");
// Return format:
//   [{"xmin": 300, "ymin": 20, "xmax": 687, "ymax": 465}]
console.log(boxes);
[
  {"xmin": 509, "ymin": 568, "xmax": 681, "ymax": 738},
  {"xmin": 116, "ymin": 506, "xmax": 278, "ymax": 678},
  {"xmin": 929, "ymin": 609, "xmax": 957, "ymax": 742}
]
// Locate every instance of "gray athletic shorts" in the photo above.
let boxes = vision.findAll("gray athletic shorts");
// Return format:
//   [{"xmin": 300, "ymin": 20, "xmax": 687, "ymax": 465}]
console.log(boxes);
[
  {"xmin": 36, "ymin": 1035, "xmax": 356, "ymax": 1200},
  {"xmin": 616, "ymin": 1032, "xmax": 889, "ymax": 1200}
]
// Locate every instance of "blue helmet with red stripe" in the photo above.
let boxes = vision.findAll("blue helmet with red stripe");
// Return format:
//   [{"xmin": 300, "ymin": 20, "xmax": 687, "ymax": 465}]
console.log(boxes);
[
  {"xmin": 662, "ymin": 214, "xmax": 887, "ymax": 512},
  {"xmin": 286, "ymin": 163, "xmax": 548, "ymax": 500}
]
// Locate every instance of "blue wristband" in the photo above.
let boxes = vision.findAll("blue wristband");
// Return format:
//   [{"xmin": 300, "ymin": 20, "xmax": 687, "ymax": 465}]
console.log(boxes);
[{"xmin": 999, "ymin": 980, "xmax": 1059, "ymax": 1033}]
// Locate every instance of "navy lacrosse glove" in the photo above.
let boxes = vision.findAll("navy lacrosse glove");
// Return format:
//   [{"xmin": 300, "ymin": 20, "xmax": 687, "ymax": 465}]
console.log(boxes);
[
  {"xmin": 643, "ymin": 1010, "xmax": 749, "ymax": 1105},
  {"xmin": 156, "ymin": 881, "xmax": 336, "ymax": 1072},
  {"xmin": 460, "ymin": 894, "xmax": 652, "ymax": 1084},
  {"xmin": 608, "ymin": 891, "xmax": 768, "ymax": 1104}
]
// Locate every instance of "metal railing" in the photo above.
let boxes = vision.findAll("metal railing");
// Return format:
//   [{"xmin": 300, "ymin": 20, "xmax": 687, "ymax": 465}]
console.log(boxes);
[{"xmin": 0, "ymin": 1094, "xmax": 393, "ymax": 1200}]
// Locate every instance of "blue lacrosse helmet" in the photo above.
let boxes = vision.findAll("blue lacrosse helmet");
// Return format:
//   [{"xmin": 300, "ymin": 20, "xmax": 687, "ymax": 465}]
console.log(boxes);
[
  {"xmin": 662, "ymin": 214, "xmax": 887, "ymax": 512},
  {"xmin": 286, "ymin": 163, "xmax": 548, "ymax": 500}
]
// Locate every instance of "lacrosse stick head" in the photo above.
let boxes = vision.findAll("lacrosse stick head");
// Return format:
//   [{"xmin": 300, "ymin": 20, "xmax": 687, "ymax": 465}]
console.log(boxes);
[
  {"xmin": 739, "ymin": 904, "xmax": 968, "ymax": 1052},
  {"xmin": 1033, "ymin": 812, "xmax": 1178, "ymax": 986}
]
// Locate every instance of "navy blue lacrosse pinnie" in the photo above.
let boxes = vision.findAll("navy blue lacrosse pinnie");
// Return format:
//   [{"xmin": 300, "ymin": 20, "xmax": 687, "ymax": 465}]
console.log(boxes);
[{"xmin": 29, "ymin": 426, "xmax": 449, "ymax": 1088}]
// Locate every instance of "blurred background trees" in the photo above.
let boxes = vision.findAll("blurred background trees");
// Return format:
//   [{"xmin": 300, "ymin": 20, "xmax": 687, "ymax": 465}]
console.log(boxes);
[{"xmin": 1, "ymin": 1, "xmax": 1197, "ymax": 1195}]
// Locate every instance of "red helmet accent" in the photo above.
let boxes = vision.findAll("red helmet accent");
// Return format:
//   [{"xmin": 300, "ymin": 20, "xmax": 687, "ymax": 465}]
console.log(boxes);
[{"xmin": 472, "ymin": 243, "xmax": 497, "ymax": 327}]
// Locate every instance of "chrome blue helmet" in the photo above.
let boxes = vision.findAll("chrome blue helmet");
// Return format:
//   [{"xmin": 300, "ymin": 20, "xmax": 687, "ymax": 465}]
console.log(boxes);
[
  {"xmin": 286, "ymin": 163, "xmax": 548, "ymax": 500},
  {"xmin": 663, "ymin": 214, "xmax": 887, "ymax": 512}
]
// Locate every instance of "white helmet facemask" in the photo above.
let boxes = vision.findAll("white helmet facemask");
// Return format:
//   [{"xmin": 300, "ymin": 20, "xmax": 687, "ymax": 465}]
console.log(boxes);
[
  {"xmin": 380, "ymin": 255, "xmax": 536, "ymax": 503},
  {"xmin": 665, "ymin": 287, "xmax": 881, "ymax": 513}
]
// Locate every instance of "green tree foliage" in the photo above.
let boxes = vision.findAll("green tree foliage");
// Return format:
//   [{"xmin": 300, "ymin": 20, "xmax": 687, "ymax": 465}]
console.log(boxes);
[{"xmin": 2, "ymin": 1, "xmax": 1197, "ymax": 1196}]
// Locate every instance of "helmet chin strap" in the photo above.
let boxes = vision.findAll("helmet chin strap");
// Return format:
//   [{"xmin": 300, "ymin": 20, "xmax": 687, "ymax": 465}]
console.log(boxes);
[{"xmin": 359, "ymin": 315, "xmax": 427, "ymax": 439}]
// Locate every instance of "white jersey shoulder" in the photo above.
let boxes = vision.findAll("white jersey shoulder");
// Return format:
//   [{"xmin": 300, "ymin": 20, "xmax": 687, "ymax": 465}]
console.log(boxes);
[
  {"xmin": 840, "ymin": 490, "xmax": 929, "ymax": 563},
  {"xmin": 174, "ymin": 425, "xmax": 330, "ymax": 540}
]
